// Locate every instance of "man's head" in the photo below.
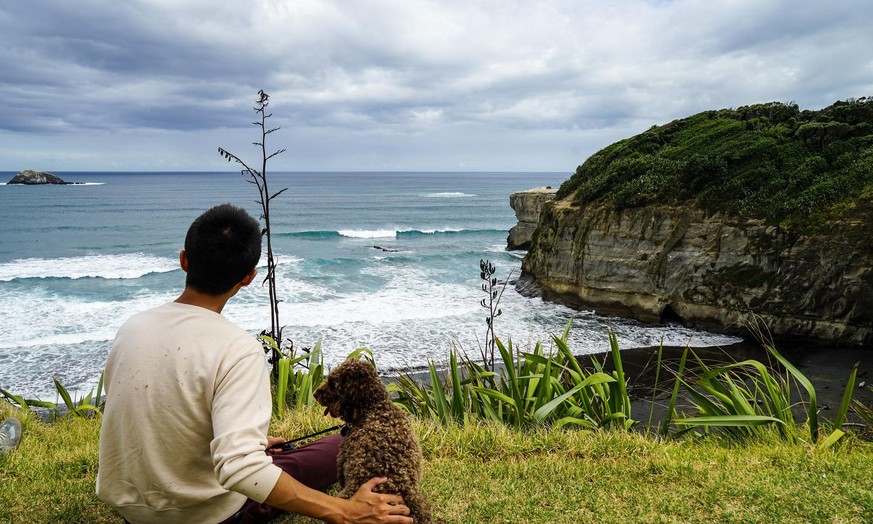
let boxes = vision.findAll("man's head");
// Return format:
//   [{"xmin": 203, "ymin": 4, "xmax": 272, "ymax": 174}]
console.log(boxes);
[{"xmin": 182, "ymin": 204, "xmax": 262, "ymax": 295}]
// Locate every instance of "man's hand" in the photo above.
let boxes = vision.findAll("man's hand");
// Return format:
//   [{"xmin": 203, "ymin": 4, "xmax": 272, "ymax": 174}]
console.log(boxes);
[
  {"xmin": 263, "ymin": 471, "xmax": 413, "ymax": 524},
  {"xmin": 342, "ymin": 477, "xmax": 413, "ymax": 524},
  {"xmin": 266, "ymin": 435, "xmax": 287, "ymax": 455}
]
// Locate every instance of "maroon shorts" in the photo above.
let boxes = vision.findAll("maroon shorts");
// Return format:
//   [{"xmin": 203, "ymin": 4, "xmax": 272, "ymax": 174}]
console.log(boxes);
[{"xmin": 217, "ymin": 434, "xmax": 342, "ymax": 524}]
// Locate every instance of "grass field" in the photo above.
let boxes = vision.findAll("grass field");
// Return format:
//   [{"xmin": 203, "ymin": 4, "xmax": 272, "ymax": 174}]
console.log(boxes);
[{"xmin": 2, "ymin": 403, "xmax": 871, "ymax": 524}]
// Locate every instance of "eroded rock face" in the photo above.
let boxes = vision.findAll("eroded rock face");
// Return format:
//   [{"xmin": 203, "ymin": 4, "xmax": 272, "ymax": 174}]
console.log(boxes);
[
  {"xmin": 507, "ymin": 187, "xmax": 557, "ymax": 250},
  {"xmin": 8, "ymin": 170, "xmax": 67, "ymax": 184},
  {"xmin": 520, "ymin": 197, "xmax": 873, "ymax": 346}
]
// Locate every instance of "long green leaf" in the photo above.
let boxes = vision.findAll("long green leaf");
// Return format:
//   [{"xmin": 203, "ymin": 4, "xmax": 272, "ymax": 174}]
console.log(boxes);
[
  {"xmin": 607, "ymin": 330, "xmax": 630, "ymax": 421},
  {"xmin": 299, "ymin": 373, "xmax": 313, "ymax": 405},
  {"xmin": 832, "ymin": 362, "xmax": 859, "ymax": 430},
  {"xmin": 764, "ymin": 344, "xmax": 818, "ymax": 442},
  {"xmin": 554, "ymin": 416, "xmax": 598, "ymax": 429},
  {"xmin": 95, "ymin": 369, "xmax": 105, "ymax": 411},
  {"xmin": 698, "ymin": 359, "xmax": 793, "ymax": 424},
  {"xmin": 818, "ymin": 429, "xmax": 845, "ymax": 449},
  {"xmin": 674, "ymin": 414, "xmax": 786, "ymax": 427},
  {"xmin": 345, "ymin": 346, "xmax": 373, "ymax": 364},
  {"xmin": 1, "ymin": 388, "xmax": 29, "ymax": 409},
  {"xmin": 496, "ymin": 338, "xmax": 523, "ymax": 423},
  {"xmin": 531, "ymin": 347, "xmax": 554, "ymax": 413},
  {"xmin": 661, "ymin": 347, "xmax": 688, "ymax": 437},
  {"xmin": 428, "ymin": 362, "xmax": 451, "ymax": 424},
  {"xmin": 53, "ymin": 377, "xmax": 79, "ymax": 417},
  {"xmin": 552, "ymin": 334, "xmax": 585, "ymax": 377},
  {"xmin": 473, "ymin": 387, "xmax": 518, "ymax": 407},
  {"xmin": 478, "ymin": 391, "xmax": 502, "ymax": 423},
  {"xmin": 559, "ymin": 318, "xmax": 572, "ymax": 343},
  {"xmin": 0, "ymin": 389, "xmax": 58, "ymax": 413},
  {"xmin": 533, "ymin": 372, "xmax": 615, "ymax": 422},
  {"xmin": 275, "ymin": 356, "xmax": 290, "ymax": 417},
  {"xmin": 684, "ymin": 382, "xmax": 730, "ymax": 417},
  {"xmin": 73, "ymin": 403, "xmax": 100, "ymax": 416},
  {"xmin": 723, "ymin": 375, "xmax": 757, "ymax": 416},
  {"xmin": 613, "ymin": 333, "xmax": 633, "ymax": 426},
  {"xmin": 647, "ymin": 340, "xmax": 664, "ymax": 432},
  {"xmin": 852, "ymin": 399, "xmax": 873, "ymax": 427},
  {"xmin": 449, "ymin": 350, "xmax": 465, "ymax": 421}
]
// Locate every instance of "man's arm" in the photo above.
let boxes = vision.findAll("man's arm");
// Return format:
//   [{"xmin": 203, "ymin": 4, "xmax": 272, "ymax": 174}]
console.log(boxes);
[{"xmin": 264, "ymin": 473, "xmax": 413, "ymax": 524}]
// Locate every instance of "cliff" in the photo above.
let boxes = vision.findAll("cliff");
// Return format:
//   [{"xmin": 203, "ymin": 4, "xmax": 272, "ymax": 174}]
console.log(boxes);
[
  {"xmin": 521, "ymin": 197, "xmax": 873, "ymax": 345},
  {"xmin": 519, "ymin": 99, "xmax": 873, "ymax": 346},
  {"xmin": 507, "ymin": 187, "xmax": 557, "ymax": 250}
]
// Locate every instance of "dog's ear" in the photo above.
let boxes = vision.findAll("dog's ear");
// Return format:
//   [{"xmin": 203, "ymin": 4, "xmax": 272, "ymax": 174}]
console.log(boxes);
[{"xmin": 313, "ymin": 377, "xmax": 329, "ymax": 406}]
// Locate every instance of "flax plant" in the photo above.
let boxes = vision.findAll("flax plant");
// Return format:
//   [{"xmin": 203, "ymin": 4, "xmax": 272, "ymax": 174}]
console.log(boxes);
[
  {"xmin": 671, "ymin": 360, "xmax": 790, "ymax": 441},
  {"xmin": 478, "ymin": 259, "xmax": 510, "ymax": 373},
  {"xmin": 271, "ymin": 338, "xmax": 326, "ymax": 417},
  {"xmin": 668, "ymin": 343, "xmax": 858, "ymax": 446},
  {"xmin": 391, "ymin": 322, "xmax": 637, "ymax": 430},
  {"xmin": 1, "ymin": 372, "xmax": 104, "ymax": 419},
  {"xmin": 391, "ymin": 350, "xmax": 472, "ymax": 425},
  {"xmin": 218, "ymin": 89, "xmax": 290, "ymax": 373}
]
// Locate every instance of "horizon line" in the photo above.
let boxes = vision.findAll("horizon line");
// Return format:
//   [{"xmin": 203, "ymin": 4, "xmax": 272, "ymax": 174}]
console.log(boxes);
[{"xmin": 1, "ymin": 169, "xmax": 570, "ymax": 175}]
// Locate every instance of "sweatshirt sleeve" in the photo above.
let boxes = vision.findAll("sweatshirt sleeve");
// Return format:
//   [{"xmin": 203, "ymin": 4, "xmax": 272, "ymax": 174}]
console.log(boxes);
[{"xmin": 209, "ymin": 345, "xmax": 283, "ymax": 502}]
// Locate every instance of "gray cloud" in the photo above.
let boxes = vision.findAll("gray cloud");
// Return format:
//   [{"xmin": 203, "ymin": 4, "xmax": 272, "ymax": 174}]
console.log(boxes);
[{"xmin": 1, "ymin": 0, "xmax": 871, "ymax": 171}]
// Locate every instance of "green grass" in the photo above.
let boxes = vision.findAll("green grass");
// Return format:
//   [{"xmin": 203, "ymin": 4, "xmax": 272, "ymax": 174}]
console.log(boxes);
[{"xmin": 3, "ymin": 403, "xmax": 872, "ymax": 524}]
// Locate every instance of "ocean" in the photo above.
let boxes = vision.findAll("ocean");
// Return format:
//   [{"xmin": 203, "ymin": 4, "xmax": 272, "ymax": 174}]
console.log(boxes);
[{"xmin": 0, "ymin": 171, "xmax": 740, "ymax": 399}]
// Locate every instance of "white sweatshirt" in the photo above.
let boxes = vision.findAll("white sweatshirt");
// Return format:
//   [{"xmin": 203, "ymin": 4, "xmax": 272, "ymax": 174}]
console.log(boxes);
[{"xmin": 97, "ymin": 302, "xmax": 282, "ymax": 523}]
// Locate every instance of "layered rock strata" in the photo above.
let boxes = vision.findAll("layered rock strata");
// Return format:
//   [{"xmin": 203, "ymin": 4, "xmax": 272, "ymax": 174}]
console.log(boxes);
[
  {"xmin": 507, "ymin": 187, "xmax": 557, "ymax": 250},
  {"xmin": 519, "ymin": 197, "xmax": 873, "ymax": 346}
]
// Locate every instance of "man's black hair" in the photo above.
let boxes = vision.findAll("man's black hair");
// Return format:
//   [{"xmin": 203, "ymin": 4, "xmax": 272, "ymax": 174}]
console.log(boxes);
[{"xmin": 183, "ymin": 204, "xmax": 262, "ymax": 295}]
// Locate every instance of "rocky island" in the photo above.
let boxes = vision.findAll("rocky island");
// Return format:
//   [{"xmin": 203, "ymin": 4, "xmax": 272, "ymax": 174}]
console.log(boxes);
[
  {"xmin": 512, "ymin": 99, "xmax": 873, "ymax": 347},
  {"xmin": 7, "ymin": 169, "xmax": 72, "ymax": 184}
]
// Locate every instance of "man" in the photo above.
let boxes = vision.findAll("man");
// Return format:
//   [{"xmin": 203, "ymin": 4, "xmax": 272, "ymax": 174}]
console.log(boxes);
[{"xmin": 97, "ymin": 204, "xmax": 411, "ymax": 524}]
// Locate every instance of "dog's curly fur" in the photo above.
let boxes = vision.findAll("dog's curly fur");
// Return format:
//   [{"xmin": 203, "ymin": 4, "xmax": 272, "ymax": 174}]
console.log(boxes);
[{"xmin": 314, "ymin": 359, "xmax": 434, "ymax": 523}]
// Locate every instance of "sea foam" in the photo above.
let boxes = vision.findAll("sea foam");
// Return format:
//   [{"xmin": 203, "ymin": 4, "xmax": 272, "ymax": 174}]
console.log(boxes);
[
  {"xmin": 337, "ymin": 229, "xmax": 399, "ymax": 239},
  {"xmin": 301, "ymin": 228, "xmax": 503, "ymax": 239},
  {"xmin": 0, "ymin": 253, "xmax": 178, "ymax": 281},
  {"xmin": 422, "ymin": 192, "xmax": 475, "ymax": 198}
]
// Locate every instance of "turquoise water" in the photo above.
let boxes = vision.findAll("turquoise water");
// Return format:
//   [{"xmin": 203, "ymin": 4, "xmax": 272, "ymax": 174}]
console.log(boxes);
[{"xmin": 0, "ymin": 171, "xmax": 739, "ymax": 398}]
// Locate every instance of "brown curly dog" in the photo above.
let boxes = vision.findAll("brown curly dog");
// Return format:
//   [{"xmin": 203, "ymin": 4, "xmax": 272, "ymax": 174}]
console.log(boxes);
[{"xmin": 314, "ymin": 359, "xmax": 435, "ymax": 523}]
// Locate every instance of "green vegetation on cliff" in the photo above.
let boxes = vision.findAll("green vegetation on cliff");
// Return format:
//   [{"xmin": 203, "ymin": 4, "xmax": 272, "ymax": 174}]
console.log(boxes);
[{"xmin": 558, "ymin": 98, "xmax": 873, "ymax": 226}]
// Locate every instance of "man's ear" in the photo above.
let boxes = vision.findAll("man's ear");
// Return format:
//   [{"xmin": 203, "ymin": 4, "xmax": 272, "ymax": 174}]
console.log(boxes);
[
  {"xmin": 240, "ymin": 268, "xmax": 258, "ymax": 287},
  {"xmin": 179, "ymin": 250, "xmax": 189, "ymax": 273}
]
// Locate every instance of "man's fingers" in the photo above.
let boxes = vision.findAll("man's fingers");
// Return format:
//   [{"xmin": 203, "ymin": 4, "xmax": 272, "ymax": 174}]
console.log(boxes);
[
  {"xmin": 381, "ymin": 493, "xmax": 407, "ymax": 508},
  {"xmin": 361, "ymin": 476, "xmax": 388, "ymax": 490},
  {"xmin": 357, "ymin": 477, "xmax": 410, "ymax": 516}
]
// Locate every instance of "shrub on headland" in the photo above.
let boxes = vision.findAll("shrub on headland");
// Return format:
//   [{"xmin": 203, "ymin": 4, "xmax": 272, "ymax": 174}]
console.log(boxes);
[{"xmin": 556, "ymin": 98, "xmax": 873, "ymax": 229}]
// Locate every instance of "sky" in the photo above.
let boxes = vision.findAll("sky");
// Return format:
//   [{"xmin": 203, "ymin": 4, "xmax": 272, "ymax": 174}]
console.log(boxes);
[{"xmin": 1, "ymin": 1, "xmax": 871, "ymax": 173}]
